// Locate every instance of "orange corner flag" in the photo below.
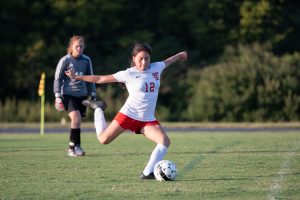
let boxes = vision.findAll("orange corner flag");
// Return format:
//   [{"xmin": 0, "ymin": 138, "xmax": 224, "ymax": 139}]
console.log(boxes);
[{"xmin": 38, "ymin": 72, "xmax": 45, "ymax": 96}]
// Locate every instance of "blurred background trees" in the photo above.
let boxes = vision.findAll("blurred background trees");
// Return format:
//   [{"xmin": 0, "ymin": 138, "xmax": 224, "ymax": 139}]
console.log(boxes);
[{"xmin": 0, "ymin": 0, "xmax": 299, "ymax": 122}]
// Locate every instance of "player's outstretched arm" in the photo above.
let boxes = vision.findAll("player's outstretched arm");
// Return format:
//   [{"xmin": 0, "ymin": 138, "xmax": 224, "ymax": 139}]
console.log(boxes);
[
  {"xmin": 163, "ymin": 51, "xmax": 188, "ymax": 67},
  {"xmin": 65, "ymin": 69, "xmax": 117, "ymax": 84}
]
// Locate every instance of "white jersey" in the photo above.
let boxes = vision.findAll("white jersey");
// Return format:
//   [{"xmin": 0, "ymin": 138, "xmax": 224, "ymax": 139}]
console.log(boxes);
[{"xmin": 113, "ymin": 62, "xmax": 165, "ymax": 121}]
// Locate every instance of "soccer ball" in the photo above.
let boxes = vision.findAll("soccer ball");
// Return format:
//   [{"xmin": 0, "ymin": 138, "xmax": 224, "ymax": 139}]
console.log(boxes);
[{"xmin": 154, "ymin": 160, "xmax": 177, "ymax": 181}]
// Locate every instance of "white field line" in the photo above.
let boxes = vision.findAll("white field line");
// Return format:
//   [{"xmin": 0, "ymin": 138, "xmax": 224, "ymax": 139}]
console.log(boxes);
[{"xmin": 267, "ymin": 141, "xmax": 298, "ymax": 200}]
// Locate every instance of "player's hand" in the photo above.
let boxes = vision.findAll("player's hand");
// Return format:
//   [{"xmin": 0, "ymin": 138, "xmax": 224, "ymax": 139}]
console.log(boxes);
[
  {"xmin": 55, "ymin": 97, "xmax": 64, "ymax": 111},
  {"xmin": 178, "ymin": 51, "xmax": 188, "ymax": 61},
  {"xmin": 65, "ymin": 69, "xmax": 76, "ymax": 79}
]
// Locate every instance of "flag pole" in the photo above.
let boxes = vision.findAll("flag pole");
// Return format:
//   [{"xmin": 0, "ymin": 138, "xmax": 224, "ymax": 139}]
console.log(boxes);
[
  {"xmin": 38, "ymin": 72, "xmax": 46, "ymax": 136},
  {"xmin": 40, "ymin": 93, "xmax": 45, "ymax": 135}
]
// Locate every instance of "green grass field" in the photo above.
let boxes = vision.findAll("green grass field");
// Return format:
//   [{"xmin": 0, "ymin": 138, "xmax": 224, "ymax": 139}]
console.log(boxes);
[{"xmin": 1, "ymin": 131, "xmax": 300, "ymax": 199}]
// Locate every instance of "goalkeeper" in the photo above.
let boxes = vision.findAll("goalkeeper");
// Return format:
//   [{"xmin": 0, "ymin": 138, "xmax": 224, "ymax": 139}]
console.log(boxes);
[{"xmin": 53, "ymin": 35, "xmax": 105, "ymax": 157}]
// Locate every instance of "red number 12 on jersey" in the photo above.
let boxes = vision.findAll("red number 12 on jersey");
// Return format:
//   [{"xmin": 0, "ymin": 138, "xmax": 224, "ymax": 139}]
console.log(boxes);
[{"xmin": 145, "ymin": 82, "xmax": 155, "ymax": 92}]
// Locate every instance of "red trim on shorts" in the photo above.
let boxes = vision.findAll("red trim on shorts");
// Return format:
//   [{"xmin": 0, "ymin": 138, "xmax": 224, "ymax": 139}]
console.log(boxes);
[{"xmin": 113, "ymin": 112, "xmax": 160, "ymax": 134}]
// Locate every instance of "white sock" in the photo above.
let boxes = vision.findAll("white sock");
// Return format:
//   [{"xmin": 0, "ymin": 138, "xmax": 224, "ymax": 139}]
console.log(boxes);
[
  {"xmin": 94, "ymin": 108, "xmax": 107, "ymax": 136},
  {"xmin": 143, "ymin": 144, "xmax": 168, "ymax": 176}
]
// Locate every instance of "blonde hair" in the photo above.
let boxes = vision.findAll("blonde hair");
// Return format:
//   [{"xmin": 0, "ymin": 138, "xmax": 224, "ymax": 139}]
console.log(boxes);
[{"xmin": 67, "ymin": 35, "xmax": 85, "ymax": 54}]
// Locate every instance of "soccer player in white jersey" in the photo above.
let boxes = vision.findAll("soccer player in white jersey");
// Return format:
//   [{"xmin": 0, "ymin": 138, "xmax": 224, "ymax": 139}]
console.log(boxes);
[{"xmin": 65, "ymin": 43, "xmax": 187, "ymax": 179}]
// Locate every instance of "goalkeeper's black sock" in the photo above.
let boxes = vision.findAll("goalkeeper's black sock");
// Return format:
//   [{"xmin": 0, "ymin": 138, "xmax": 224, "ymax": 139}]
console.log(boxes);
[{"xmin": 70, "ymin": 128, "xmax": 81, "ymax": 147}]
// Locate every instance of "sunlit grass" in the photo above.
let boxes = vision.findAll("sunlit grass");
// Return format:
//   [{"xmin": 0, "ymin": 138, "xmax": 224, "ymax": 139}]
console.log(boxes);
[{"xmin": 1, "ymin": 132, "xmax": 300, "ymax": 199}]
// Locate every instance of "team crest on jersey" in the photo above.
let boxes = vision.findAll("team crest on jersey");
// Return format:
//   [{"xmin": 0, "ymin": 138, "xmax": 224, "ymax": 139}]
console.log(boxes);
[{"xmin": 152, "ymin": 72, "xmax": 159, "ymax": 80}]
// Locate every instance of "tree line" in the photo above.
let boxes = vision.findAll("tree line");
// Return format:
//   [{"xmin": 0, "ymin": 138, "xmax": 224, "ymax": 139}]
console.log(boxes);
[{"xmin": 0, "ymin": 0, "xmax": 299, "ymax": 122}]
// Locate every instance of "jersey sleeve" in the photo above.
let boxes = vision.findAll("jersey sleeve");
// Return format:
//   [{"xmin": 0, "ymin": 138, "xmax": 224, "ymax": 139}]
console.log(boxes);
[
  {"xmin": 156, "ymin": 61, "xmax": 166, "ymax": 72},
  {"xmin": 53, "ymin": 56, "xmax": 67, "ymax": 95},
  {"xmin": 113, "ymin": 69, "xmax": 128, "ymax": 82}
]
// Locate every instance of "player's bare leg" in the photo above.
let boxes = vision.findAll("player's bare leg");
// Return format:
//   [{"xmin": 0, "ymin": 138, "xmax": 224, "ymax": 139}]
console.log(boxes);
[
  {"xmin": 140, "ymin": 125, "xmax": 170, "ymax": 179},
  {"xmin": 142, "ymin": 125, "xmax": 170, "ymax": 147},
  {"xmin": 83, "ymin": 99, "xmax": 125, "ymax": 144},
  {"xmin": 98, "ymin": 120, "xmax": 125, "ymax": 144}
]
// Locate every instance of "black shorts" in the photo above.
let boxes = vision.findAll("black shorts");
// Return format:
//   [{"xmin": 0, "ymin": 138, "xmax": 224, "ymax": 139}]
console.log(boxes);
[{"xmin": 62, "ymin": 95, "xmax": 87, "ymax": 117}]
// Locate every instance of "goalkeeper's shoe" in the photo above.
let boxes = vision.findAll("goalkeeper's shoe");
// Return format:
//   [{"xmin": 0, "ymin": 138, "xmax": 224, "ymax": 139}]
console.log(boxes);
[
  {"xmin": 68, "ymin": 148, "xmax": 77, "ymax": 157},
  {"xmin": 140, "ymin": 172, "xmax": 155, "ymax": 180},
  {"xmin": 74, "ymin": 145, "xmax": 85, "ymax": 156},
  {"xmin": 82, "ymin": 99, "xmax": 106, "ymax": 111},
  {"xmin": 68, "ymin": 146, "xmax": 85, "ymax": 157}
]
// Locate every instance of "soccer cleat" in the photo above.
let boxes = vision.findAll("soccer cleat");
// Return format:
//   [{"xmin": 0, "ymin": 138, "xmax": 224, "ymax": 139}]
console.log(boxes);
[
  {"xmin": 68, "ymin": 148, "xmax": 77, "ymax": 157},
  {"xmin": 82, "ymin": 99, "xmax": 106, "ymax": 111},
  {"xmin": 140, "ymin": 172, "xmax": 155, "ymax": 180},
  {"xmin": 74, "ymin": 145, "xmax": 85, "ymax": 156}
]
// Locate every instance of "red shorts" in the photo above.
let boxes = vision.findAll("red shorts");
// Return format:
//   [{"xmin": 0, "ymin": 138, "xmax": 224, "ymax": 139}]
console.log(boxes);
[{"xmin": 113, "ymin": 112, "xmax": 160, "ymax": 134}]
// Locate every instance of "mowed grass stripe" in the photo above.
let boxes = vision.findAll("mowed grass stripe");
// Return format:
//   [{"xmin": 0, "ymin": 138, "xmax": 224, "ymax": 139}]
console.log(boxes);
[{"xmin": 180, "ymin": 140, "xmax": 242, "ymax": 177}]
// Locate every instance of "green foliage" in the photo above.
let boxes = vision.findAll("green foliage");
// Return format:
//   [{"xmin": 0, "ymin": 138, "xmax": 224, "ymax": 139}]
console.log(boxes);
[
  {"xmin": 240, "ymin": 0, "xmax": 279, "ymax": 42},
  {"xmin": 0, "ymin": 98, "xmax": 64, "ymax": 122},
  {"xmin": 185, "ymin": 43, "xmax": 300, "ymax": 122},
  {"xmin": 2, "ymin": 43, "xmax": 299, "ymax": 122},
  {"xmin": 0, "ymin": 85, "xmax": 129, "ymax": 122},
  {"xmin": 0, "ymin": 1, "xmax": 299, "ymax": 122},
  {"xmin": 238, "ymin": 0, "xmax": 300, "ymax": 53}
]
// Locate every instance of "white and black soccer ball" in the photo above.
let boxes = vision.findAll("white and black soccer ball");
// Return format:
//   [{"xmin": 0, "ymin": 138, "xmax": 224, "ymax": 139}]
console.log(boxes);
[{"xmin": 154, "ymin": 160, "xmax": 177, "ymax": 181}]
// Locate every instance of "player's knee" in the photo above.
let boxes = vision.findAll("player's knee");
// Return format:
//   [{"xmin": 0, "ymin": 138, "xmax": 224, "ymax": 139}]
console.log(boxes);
[
  {"xmin": 70, "ymin": 118, "xmax": 81, "ymax": 127},
  {"xmin": 69, "ymin": 113, "xmax": 81, "ymax": 127},
  {"xmin": 98, "ymin": 134, "xmax": 111, "ymax": 145},
  {"xmin": 99, "ymin": 139, "xmax": 110, "ymax": 145}
]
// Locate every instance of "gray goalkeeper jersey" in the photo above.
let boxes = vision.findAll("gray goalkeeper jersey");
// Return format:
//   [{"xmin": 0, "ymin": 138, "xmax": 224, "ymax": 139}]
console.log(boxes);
[{"xmin": 53, "ymin": 54, "xmax": 96, "ymax": 97}]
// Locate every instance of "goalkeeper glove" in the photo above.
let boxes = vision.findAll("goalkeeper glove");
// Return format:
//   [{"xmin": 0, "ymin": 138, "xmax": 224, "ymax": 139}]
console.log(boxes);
[{"xmin": 55, "ymin": 97, "xmax": 64, "ymax": 111}]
